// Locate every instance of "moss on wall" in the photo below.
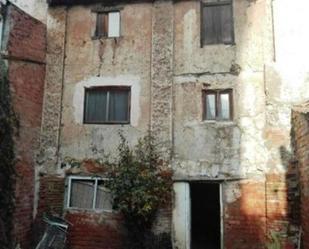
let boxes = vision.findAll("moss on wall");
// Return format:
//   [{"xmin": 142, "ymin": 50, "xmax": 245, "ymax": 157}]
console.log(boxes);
[{"xmin": 0, "ymin": 60, "xmax": 18, "ymax": 248}]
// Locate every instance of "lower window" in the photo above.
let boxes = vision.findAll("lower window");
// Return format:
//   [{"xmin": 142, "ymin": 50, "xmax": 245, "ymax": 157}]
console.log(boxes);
[{"xmin": 67, "ymin": 176, "xmax": 113, "ymax": 211}]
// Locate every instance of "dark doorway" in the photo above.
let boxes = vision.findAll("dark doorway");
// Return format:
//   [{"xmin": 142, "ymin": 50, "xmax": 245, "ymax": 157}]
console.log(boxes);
[{"xmin": 190, "ymin": 182, "xmax": 221, "ymax": 249}]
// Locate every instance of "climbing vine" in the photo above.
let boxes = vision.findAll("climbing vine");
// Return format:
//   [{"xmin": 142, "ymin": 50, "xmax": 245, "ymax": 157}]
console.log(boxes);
[
  {"xmin": 0, "ymin": 60, "xmax": 18, "ymax": 248},
  {"xmin": 106, "ymin": 133, "xmax": 173, "ymax": 249}
]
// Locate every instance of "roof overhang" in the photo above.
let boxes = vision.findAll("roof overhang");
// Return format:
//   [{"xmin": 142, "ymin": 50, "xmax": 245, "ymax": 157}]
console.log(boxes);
[{"xmin": 47, "ymin": 0, "xmax": 153, "ymax": 6}]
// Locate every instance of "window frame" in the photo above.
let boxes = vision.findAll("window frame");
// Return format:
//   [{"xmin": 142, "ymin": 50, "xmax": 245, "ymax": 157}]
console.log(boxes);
[
  {"xmin": 200, "ymin": 0, "xmax": 235, "ymax": 46},
  {"xmin": 94, "ymin": 10, "xmax": 121, "ymax": 39},
  {"xmin": 66, "ymin": 176, "xmax": 113, "ymax": 212},
  {"xmin": 83, "ymin": 86, "xmax": 131, "ymax": 125},
  {"xmin": 202, "ymin": 89, "xmax": 233, "ymax": 121}
]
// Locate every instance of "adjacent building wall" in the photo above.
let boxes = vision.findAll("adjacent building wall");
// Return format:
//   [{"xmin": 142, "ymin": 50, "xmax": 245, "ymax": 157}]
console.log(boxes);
[
  {"xmin": 1, "ymin": 3, "xmax": 46, "ymax": 248},
  {"xmin": 9, "ymin": 0, "xmax": 47, "ymax": 23},
  {"xmin": 292, "ymin": 105, "xmax": 309, "ymax": 249}
]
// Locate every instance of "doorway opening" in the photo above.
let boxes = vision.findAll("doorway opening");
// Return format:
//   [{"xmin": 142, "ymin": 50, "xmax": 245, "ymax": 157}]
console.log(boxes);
[{"xmin": 190, "ymin": 182, "xmax": 221, "ymax": 249}]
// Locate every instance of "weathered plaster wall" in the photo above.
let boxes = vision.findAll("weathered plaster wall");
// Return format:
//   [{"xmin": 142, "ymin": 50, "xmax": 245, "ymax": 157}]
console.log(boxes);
[
  {"xmin": 37, "ymin": 4, "xmax": 154, "ymax": 247},
  {"xmin": 172, "ymin": 0, "xmax": 305, "ymax": 247},
  {"xmin": 172, "ymin": 0, "xmax": 309, "ymax": 179},
  {"xmin": 172, "ymin": 0, "xmax": 272, "ymax": 179},
  {"xmin": 38, "ymin": 0, "xmax": 309, "ymax": 248},
  {"xmin": 263, "ymin": 0, "xmax": 309, "ymax": 174},
  {"xmin": 57, "ymin": 3, "xmax": 152, "ymax": 163}
]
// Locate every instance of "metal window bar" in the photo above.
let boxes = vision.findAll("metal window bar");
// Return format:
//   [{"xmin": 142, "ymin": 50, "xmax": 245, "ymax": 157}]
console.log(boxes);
[{"xmin": 35, "ymin": 215, "xmax": 70, "ymax": 249}]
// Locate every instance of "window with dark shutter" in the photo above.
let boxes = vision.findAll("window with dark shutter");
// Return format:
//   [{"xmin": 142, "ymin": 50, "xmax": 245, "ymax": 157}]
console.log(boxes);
[
  {"xmin": 95, "ymin": 13, "xmax": 108, "ymax": 37},
  {"xmin": 84, "ymin": 86, "xmax": 130, "ymax": 124},
  {"xmin": 95, "ymin": 11, "xmax": 120, "ymax": 38},
  {"xmin": 203, "ymin": 89, "xmax": 233, "ymax": 121},
  {"xmin": 201, "ymin": 0, "xmax": 234, "ymax": 46}
]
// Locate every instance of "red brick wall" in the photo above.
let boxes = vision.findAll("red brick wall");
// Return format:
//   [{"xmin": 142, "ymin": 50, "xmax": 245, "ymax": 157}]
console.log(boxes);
[
  {"xmin": 224, "ymin": 178, "xmax": 298, "ymax": 249},
  {"xmin": 34, "ymin": 176, "xmax": 124, "ymax": 249},
  {"xmin": 3, "ymin": 3, "xmax": 46, "ymax": 248},
  {"xmin": 6, "ymin": 5, "xmax": 46, "ymax": 63},
  {"xmin": 10, "ymin": 62, "xmax": 45, "ymax": 248},
  {"xmin": 224, "ymin": 181, "xmax": 267, "ymax": 249},
  {"xmin": 292, "ymin": 110, "xmax": 309, "ymax": 248},
  {"xmin": 65, "ymin": 212, "xmax": 123, "ymax": 249},
  {"xmin": 33, "ymin": 176, "xmax": 65, "ymax": 245},
  {"xmin": 266, "ymin": 173, "xmax": 298, "ymax": 249}
]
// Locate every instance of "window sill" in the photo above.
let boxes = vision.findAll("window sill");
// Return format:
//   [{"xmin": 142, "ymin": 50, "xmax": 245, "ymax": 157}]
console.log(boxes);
[
  {"xmin": 201, "ymin": 120, "xmax": 236, "ymax": 126},
  {"xmin": 201, "ymin": 42, "xmax": 236, "ymax": 48},
  {"xmin": 91, "ymin": 35, "xmax": 122, "ymax": 40},
  {"xmin": 83, "ymin": 122, "xmax": 130, "ymax": 125},
  {"xmin": 65, "ymin": 207, "xmax": 114, "ymax": 214}
]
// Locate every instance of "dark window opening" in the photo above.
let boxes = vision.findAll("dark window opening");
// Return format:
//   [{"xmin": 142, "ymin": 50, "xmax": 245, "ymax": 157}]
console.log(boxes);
[
  {"xmin": 203, "ymin": 89, "xmax": 233, "ymax": 121},
  {"xmin": 191, "ymin": 182, "xmax": 221, "ymax": 249},
  {"xmin": 84, "ymin": 86, "xmax": 130, "ymax": 124},
  {"xmin": 95, "ymin": 11, "xmax": 120, "ymax": 38},
  {"xmin": 201, "ymin": 0, "xmax": 234, "ymax": 46}
]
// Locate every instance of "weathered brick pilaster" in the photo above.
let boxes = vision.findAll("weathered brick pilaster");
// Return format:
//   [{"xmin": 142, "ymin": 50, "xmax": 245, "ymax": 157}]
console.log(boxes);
[
  {"xmin": 150, "ymin": 0, "xmax": 174, "ymax": 163},
  {"xmin": 39, "ymin": 7, "xmax": 67, "ymax": 172}
]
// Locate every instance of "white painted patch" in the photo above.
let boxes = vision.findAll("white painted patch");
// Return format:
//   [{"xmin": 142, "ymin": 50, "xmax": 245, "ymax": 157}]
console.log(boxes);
[
  {"xmin": 108, "ymin": 12, "xmax": 120, "ymax": 38},
  {"xmin": 73, "ymin": 75, "xmax": 141, "ymax": 127},
  {"xmin": 172, "ymin": 182, "xmax": 191, "ymax": 249},
  {"xmin": 225, "ymin": 182, "xmax": 241, "ymax": 203}
]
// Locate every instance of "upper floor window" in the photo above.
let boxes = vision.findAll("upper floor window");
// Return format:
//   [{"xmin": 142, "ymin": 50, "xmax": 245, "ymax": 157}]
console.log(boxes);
[
  {"xmin": 84, "ymin": 86, "xmax": 130, "ymax": 124},
  {"xmin": 203, "ymin": 89, "xmax": 233, "ymax": 121},
  {"xmin": 95, "ymin": 11, "xmax": 120, "ymax": 38},
  {"xmin": 201, "ymin": 0, "xmax": 234, "ymax": 46},
  {"xmin": 67, "ymin": 176, "xmax": 113, "ymax": 211}
]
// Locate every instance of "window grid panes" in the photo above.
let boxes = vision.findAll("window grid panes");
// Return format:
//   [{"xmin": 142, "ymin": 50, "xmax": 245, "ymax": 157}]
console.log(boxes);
[
  {"xmin": 70, "ymin": 179, "xmax": 95, "ymax": 209},
  {"xmin": 84, "ymin": 87, "xmax": 130, "ymax": 124}
]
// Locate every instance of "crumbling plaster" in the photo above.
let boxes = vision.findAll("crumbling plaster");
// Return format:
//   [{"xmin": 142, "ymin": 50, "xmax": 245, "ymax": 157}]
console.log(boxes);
[
  {"xmin": 32, "ymin": 0, "xmax": 309, "ymax": 247},
  {"xmin": 58, "ymin": 3, "xmax": 153, "ymax": 163},
  {"xmin": 38, "ymin": 0, "xmax": 309, "ymax": 194},
  {"xmin": 172, "ymin": 0, "xmax": 271, "ymax": 180}
]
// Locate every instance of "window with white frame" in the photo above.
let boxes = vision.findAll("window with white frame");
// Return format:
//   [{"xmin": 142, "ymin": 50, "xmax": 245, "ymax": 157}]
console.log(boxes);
[
  {"xmin": 67, "ymin": 176, "xmax": 113, "ymax": 211},
  {"xmin": 83, "ymin": 86, "xmax": 131, "ymax": 124}
]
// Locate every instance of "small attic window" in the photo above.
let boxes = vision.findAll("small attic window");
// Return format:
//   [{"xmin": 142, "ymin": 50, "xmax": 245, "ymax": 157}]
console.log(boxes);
[{"xmin": 95, "ymin": 11, "xmax": 120, "ymax": 38}]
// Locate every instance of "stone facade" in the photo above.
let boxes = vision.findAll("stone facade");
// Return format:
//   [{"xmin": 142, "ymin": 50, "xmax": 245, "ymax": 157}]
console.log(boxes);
[
  {"xmin": 4, "ymin": 0, "xmax": 309, "ymax": 248},
  {"xmin": 35, "ymin": 0, "xmax": 309, "ymax": 248}
]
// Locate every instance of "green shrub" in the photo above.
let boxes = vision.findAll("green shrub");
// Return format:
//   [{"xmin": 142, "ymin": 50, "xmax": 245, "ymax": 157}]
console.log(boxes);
[
  {"xmin": 266, "ymin": 231, "xmax": 281, "ymax": 249},
  {"xmin": 107, "ymin": 133, "xmax": 172, "ymax": 249}
]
